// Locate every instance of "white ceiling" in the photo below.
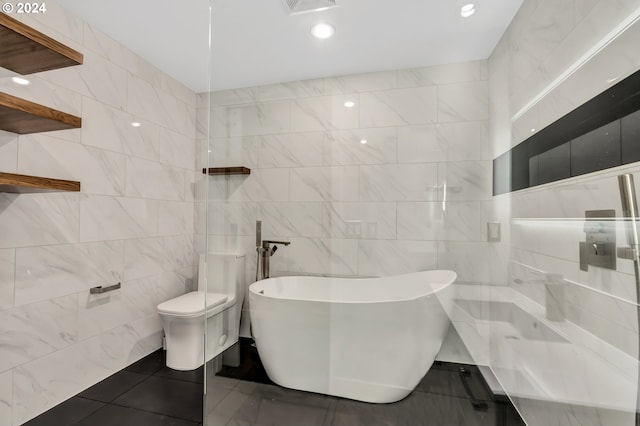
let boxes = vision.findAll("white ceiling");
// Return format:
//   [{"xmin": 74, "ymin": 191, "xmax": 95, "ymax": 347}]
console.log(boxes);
[{"xmin": 56, "ymin": 0, "xmax": 523, "ymax": 93}]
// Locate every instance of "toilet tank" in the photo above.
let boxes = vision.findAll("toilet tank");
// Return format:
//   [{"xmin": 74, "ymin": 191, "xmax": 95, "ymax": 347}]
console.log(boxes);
[{"xmin": 198, "ymin": 252, "xmax": 245, "ymax": 296}]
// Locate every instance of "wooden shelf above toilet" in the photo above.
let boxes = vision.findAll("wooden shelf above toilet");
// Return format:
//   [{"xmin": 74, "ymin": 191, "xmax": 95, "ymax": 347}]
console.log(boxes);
[{"xmin": 202, "ymin": 167, "xmax": 251, "ymax": 176}]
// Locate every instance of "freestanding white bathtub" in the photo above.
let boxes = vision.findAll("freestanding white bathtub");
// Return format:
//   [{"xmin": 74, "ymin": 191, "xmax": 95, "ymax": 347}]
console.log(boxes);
[{"xmin": 249, "ymin": 270, "xmax": 456, "ymax": 403}]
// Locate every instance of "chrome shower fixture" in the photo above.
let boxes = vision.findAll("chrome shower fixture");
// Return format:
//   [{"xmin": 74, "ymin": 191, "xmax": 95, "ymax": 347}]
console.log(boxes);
[{"xmin": 283, "ymin": 0, "xmax": 338, "ymax": 15}]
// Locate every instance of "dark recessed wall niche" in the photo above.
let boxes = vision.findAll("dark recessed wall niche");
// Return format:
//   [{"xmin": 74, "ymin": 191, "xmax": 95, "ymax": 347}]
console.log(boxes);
[{"xmin": 493, "ymin": 68, "xmax": 640, "ymax": 195}]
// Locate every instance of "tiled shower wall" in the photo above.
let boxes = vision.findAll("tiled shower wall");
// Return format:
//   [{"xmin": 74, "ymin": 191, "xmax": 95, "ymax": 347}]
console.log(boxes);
[
  {"xmin": 196, "ymin": 60, "xmax": 494, "ymax": 335},
  {"xmin": 488, "ymin": 0, "xmax": 640, "ymax": 424},
  {"xmin": 0, "ymin": 3, "xmax": 197, "ymax": 425}
]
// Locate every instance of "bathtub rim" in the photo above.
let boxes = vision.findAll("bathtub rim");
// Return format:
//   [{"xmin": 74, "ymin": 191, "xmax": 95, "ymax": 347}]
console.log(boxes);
[{"xmin": 249, "ymin": 270, "xmax": 456, "ymax": 305}]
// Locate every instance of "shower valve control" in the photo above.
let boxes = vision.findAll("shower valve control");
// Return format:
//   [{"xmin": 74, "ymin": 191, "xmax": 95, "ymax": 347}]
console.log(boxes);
[{"xmin": 579, "ymin": 209, "xmax": 616, "ymax": 271}]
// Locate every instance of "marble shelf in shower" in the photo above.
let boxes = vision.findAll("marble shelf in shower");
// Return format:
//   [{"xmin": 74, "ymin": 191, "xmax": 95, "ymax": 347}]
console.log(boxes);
[
  {"xmin": 202, "ymin": 167, "xmax": 251, "ymax": 176},
  {"xmin": 0, "ymin": 92, "xmax": 82, "ymax": 134},
  {"xmin": 0, "ymin": 172, "xmax": 81, "ymax": 193},
  {"xmin": 0, "ymin": 12, "xmax": 83, "ymax": 74}
]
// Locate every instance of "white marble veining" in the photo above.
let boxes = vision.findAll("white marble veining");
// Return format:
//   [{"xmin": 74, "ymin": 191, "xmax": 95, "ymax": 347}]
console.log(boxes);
[
  {"xmin": 1, "ymin": 8, "xmax": 198, "ymax": 424},
  {"xmin": 258, "ymin": 79, "xmax": 324, "ymax": 101},
  {"xmin": 122, "ymin": 314, "xmax": 163, "ymax": 366},
  {"xmin": 290, "ymin": 95, "xmax": 360, "ymax": 132},
  {"xmin": 45, "ymin": 50, "xmax": 127, "ymax": 110},
  {"xmin": 222, "ymin": 101, "xmax": 291, "ymax": 137},
  {"xmin": 208, "ymin": 202, "xmax": 257, "ymax": 236},
  {"xmin": 0, "ymin": 370, "xmax": 10, "ymax": 426},
  {"xmin": 437, "ymin": 81, "xmax": 489, "ymax": 123},
  {"xmin": 208, "ymin": 169, "xmax": 290, "ymax": 202},
  {"xmin": 78, "ymin": 278, "xmax": 156, "ymax": 341},
  {"xmin": 359, "ymin": 87, "xmax": 437, "ymax": 127},
  {"xmin": 158, "ymin": 201, "xmax": 194, "ymax": 236},
  {"xmin": 0, "ymin": 131, "xmax": 18, "ymax": 173},
  {"xmin": 397, "ymin": 62, "xmax": 482, "ymax": 88},
  {"xmin": 290, "ymin": 166, "xmax": 359, "ymax": 202},
  {"xmin": 287, "ymin": 238, "xmax": 358, "ymax": 276},
  {"xmin": 359, "ymin": 164, "xmax": 439, "ymax": 201},
  {"xmin": 12, "ymin": 328, "xmax": 124, "ymax": 426},
  {"xmin": 0, "ymin": 194, "xmax": 80, "ymax": 249},
  {"xmin": 0, "ymin": 250, "xmax": 14, "ymax": 311},
  {"xmin": 18, "ymin": 133, "xmax": 126, "ymax": 196},
  {"xmin": 81, "ymin": 97, "xmax": 161, "ymax": 161},
  {"xmin": 357, "ymin": 240, "xmax": 438, "ymax": 277},
  {"xmin": 322, "ymin": 202, "xmax": 397, "ymax": 240},
  {"xmin": 159, "ymin": 129, "xmax": 196, "ymax": 170},
  {"xmin": 398, "ymin": 122, "xmax": 490, "ymax": 163},
  {"xmin": 437, "ymin": 241, "xmax": 491, "ymax": 283},
  {"xmin": 79, "ymin": 195, "xmax": 158, "ymax": 242},
  {"xmin": 323, "ymin": 127, "xmax": 397, "ymax": 166},
  {"xmin": 125, "ymin": 157, "xmax": 185, "ymax": 200},
  {"xmin": 208, "ymin": 136, "xmax": 258, "ymax": 169},
  {"xmin": 127, "ymin": 72, "xmax": 189, "ymax": 135},
  {"xmin": 258, "ymin": 133, "xmax": 324, "ymax": 168},
  {"xmin": 0, "ymin": 294, "xmax": 78, "ymax": 373},
  {"xmin": 323, "ymin": 71, "xmax": 397, "ymax": 94},
  {"xmin": 438, "ymin": 161, "xmax": 492, "ymax": 201},
  {"xmin": 14, "ymin": 241, "xmax": 124, "ymax": 307},
  {"xmin": 258, "ymin": 203, "xmax": 323, "ymax": 238},
  {"xmin": 397, "ymin": 201, "xmax": 483, "ymax": 242}
]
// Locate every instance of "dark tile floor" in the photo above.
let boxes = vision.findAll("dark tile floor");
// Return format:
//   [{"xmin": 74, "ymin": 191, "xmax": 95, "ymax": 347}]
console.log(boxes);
[
  {"xmin": 24, "ymin": 350, "xmax": 204, "ymax": 426},
  {"xmin": 208, "ymin": 338, "xmax": 527, "ymax": 426},
  {"xmin": 25, "ymin": 339, "xmax": 526, "ymax": 426}
]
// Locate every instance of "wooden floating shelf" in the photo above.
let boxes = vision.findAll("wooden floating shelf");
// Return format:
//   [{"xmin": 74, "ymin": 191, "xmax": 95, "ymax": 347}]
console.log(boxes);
[
  {"xmin": 0, "ymin": 172, "xmax": 80, "ymax": 193},
  {"xmin": 202, "ymin": 167, "xmax": 251, "ymax": 176},
  {"xmin": 0, "ymin": 12, "xmax": 83, "ymax": 74},
  {"xmin": 0, "ymin": 92, "xmax": 81, "ymax": 134}
]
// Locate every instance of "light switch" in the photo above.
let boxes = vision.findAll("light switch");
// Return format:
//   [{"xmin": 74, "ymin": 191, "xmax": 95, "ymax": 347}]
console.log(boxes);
[{"xmin": 487, "ymin": 222, "xmax": 501, "ymax": 242}]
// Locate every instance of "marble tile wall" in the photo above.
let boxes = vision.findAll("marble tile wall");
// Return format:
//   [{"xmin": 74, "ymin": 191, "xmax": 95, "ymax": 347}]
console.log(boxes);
[
  {"xmin": 197, "ymin": 60, "xmax": 493, "ymax": 337},
  {"xmin": 0, "ymin": 2, "xmax": 197, "ymax": 424},
  {"xmin": 488, "ymin": 1, "xmax": 640, "ymax": 425}
]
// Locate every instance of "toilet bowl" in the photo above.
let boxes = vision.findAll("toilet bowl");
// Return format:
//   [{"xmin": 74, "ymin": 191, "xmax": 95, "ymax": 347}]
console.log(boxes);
[{"xmin": 157, "ymin": 251, "xmax": 245, "ymax": 371}]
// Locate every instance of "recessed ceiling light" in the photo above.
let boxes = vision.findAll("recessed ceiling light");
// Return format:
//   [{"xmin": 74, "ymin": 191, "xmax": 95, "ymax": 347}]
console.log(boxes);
[
  {"xmin": 11, "ymin": 76, "xmax": 30, "ymax": 85},
  {"xmin": 360, "ymin": 139, "xmax": 368, "ymax": 144},
  {"xmin": 344, "ymin": 100, "xmax": 355, "ymax": 108},
  {"xmin": 131, "ymin": 122, "xmax": 141, "ymax": 127},
  {"xmin": 311, "ymin": 23, "xmax": 335, "ymax": 40},
  {"xmin": 530, "ymin": 128, "xmax": 536, "ymax": 132},
  {"xmin": 606, "ymin": 77, "xmax": 618, "ymax": 83},
  {"xmin": 460, "ymin": 3, "xmax": 475, "ymax": 17}
]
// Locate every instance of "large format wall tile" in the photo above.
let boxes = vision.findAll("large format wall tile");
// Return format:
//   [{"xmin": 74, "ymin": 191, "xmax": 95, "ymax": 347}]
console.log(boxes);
[
  {"xmin": 288, "ymin": 238, "xmax": 358, "ymax": 276},
  {"xmin": 18, "ymin": 134, "xmax": 126, "ymax": 196},
  {"xmin": 0, "ymin": 295, "xmax": 78, "ymax": 373},
  {"xmin": 3, "ymin": 7, "xmax": 197, "ymax": 425},
  {"xmin": 0, "ymin": 250, "xmax": 14, "ymax": 311},
  {"xmin": 80, "ymin": 195, "xmax": 159, "ymax": 241},
  {"xmin": 397, "ymin": 61, "xmax": 481, "ymax": 87},
  {"xmin": 360, "ymin": 87, "xmax": 437, "ymax": 127},
  {"xmin": 438, "ymin": 81, "xmax": 489, "ymax": 123},
  {"xmin": 258, "ymin": 202, "xmax": 323, "ymax": 238},
  {"xmin": 291, "ymin": 166, "xmax": 359, "ymax": 202},
  {"xmin": 323, "ymin": 128, "xmax": 397, "ymax": 166},
  {"xmin": 358, "ymin": 240, "xmax": 438, "ymax": 277},
  {"xmin": 0, "ymin": 194, "xmax": 80, "ymax": 249},
  {"xmin": 12, "ymin": 329, "xmax": 124, "ymax": 426},
  {"xmin": 0, "ymin": 370, "xmax": 10, "ymax": 426},
  {"xmin": 14, "ymin": 241, "xmax": 124, "ymax": 306},
  {"xmin": 258, "ymin": 133, "xmax": 324, "ymax": 168},
  {"xmin": 322, "ymin": 202, "xmax": 397, "ymax": 240},
  {"xmin": 359, "ymin": 164, "xmax": 439, "ymax": 201},
  {"xmin": 397, "ymin": 201, "xmax": 483, "ymax": 241},
  {"xmin": 291, "ymin": 95, "xmax": 360, "ymax": 132}
]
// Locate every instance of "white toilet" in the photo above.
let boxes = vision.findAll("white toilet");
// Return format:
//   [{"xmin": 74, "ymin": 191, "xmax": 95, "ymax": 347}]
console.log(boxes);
[{"xmin": 157, "ymin": 251, "xmax": 245, "ymax": 371}]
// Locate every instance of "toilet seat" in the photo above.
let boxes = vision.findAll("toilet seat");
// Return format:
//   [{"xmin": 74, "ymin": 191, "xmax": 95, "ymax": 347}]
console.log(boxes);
[{"xmin": 157, "ymin": 291, "xmax": 228, "ymax": 318}]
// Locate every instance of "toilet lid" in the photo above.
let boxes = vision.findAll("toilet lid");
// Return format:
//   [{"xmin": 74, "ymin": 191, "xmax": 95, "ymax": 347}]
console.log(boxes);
[{"xmin": 157, "ymin": 291, "xmax": 228, "ymax": 317}]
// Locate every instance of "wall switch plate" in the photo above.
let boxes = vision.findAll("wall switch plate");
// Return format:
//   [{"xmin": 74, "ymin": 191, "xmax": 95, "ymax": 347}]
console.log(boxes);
[{"xmin": 487, "ymin": 222, "xmax": 501, "ymax": 242}]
